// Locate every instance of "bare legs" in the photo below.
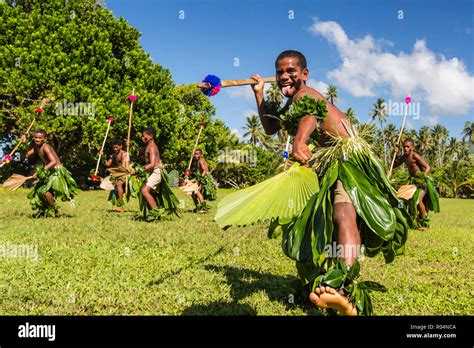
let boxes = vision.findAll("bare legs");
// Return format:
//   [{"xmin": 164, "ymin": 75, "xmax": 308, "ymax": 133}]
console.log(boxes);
[
  {"xmin": 141, "ymin": 185, "xmax": 157, "ymax": 210},
  {"xmin": 309, "ymin": 202, "xmax": 360, "ymax": 315}
]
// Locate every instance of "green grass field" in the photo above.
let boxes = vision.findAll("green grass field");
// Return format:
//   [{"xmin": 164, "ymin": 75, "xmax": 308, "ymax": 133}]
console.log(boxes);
[{"xmin": 0, "ymin": 188, "xmax": 472, "ymax": 315}]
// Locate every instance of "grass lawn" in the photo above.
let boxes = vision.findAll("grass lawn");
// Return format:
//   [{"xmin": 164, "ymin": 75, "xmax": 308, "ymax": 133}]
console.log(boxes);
[{"xmin": 0, "ymin": 188, "xmax": 472, "ymax": 315}]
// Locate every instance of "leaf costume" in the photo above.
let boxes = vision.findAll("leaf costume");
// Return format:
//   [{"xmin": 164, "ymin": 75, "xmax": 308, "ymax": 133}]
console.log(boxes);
[
  {"xmin": 127, "ymin": 165, "xmax": 180, "ymax": 220},
  {"xmin": 188, "ymin": 158, "xmax": 217, "ymax": 211},
  {"xmin": 28, "ymin": 165, "xmax": 79, "ymax": 217},
  {"xmin": 216, "ymin": 94, "xmax": 415, "ymax": 315},
  {"xmin": 404, "ymin": 172, "xmax": 440, "ymax": 227}
]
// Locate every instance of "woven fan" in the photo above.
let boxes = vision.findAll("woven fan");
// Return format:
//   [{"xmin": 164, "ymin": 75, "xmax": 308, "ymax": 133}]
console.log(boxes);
[
  {"xmin": 99, "ymin": 175, "xmax": 115, "ymax": 191},
  {"xmin": 179, "ymin": 180, "xmax": 199, "ymax": 195},
  {"xmin": 2, "ymin": 174, "xmax": 34, "ymax": 190},
  {"xmin": 214, "ymin": 163, "xmax": 319, "ymax": 228},
  {"xmin": 397, "ymin": 184, "xmax": 417, "ymax": 200},
  {"xmin": 107, "ymin": 166, "xmax": 133, "ymax": 178}
]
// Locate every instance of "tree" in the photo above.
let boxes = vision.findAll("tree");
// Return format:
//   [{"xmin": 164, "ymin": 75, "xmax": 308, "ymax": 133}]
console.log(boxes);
[
  {"xmin": 0, "ymin": 0, "xmax": 230, "ymax": 181},
  {"xmin": 383, "ymin": 123, "xmax": 398, "ymax": 155},
  {"xmin": 462, "ymin": 121, "xmax": 474, "ymax": 143},
  {"xmin": 344, "ymin": 107, "xmax": 359, "ymax": 125},
  {"xmin": 325, "ymin": 85, "xmax": 338, "ymax": 105},
  {"xmin": 266, "ymin": 82, "xmax": 284, "ymax": 105},
  {"xmin": 370, "ymin": 98, "xmax": 388, "ymax": 164},
  {"xmin": 242, "ymin": 115, "xmax": 270, "ymax": 148},
  {"xmin": 431, "ymin": 124, "xmax": 449, "ymax": 167},
  {"xmin": 417, "ymin": 126, "xmax": 433, "ymax": 159}
]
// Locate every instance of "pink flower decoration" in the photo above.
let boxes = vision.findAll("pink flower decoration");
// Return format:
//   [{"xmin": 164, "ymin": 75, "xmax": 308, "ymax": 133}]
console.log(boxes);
[
  {"xmin": 128, "ymin": 95, "xmax": 137, "ymax": 102},
  {"xmin": 35, "ymin": 107, "xmax": 43, "ymax": 113},
  {"xmin": 107, "ymin": 117, "xmax": 115, "ymax": 123},
  {"xmin": 405, "ymin": 96, "xmax": 412, "ymax": 104},
  {"xmin": 2, "ymin": 154, "xmax": 13, "ymax": 164}
]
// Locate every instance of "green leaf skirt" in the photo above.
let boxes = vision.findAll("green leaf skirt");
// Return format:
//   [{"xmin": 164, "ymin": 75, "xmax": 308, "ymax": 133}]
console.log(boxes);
[
  {"xmin": 407, "ymin": 175, "xmax": 440, "ymax": 227},
  {"xmin": 270, "ymin": 147, "xmax": 415, "ymax": 315},
  {"xmin": 27, "ymin": 165, "xmax": 79, "ymax": 217}
]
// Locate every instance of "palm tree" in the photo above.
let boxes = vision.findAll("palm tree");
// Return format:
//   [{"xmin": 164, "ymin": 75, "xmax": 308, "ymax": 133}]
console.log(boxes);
[
  {"xmin": 431, "ymin": 124, "xmax": 449, "ymax": 167},
  {"xmin": 266, "ymin": 82, "xmax": 284, "ymax": 104},
  {"xmin": 370, "ymin": 98, "xmax": 388, "ymax": 164},
  {"xmin": 462, "ymin": 121, "xmax": 474, "ymax": 143},
  {"xmin": 325, "ymin": 85, "xmax": 338, "ymax": 105},
  {"xmin": 383, "ymin": 124, "xmax": 398, "ymax": 155},
  {"xmin": 417, "ymin": 126, "xmax": 433, "ymax": 159},
  {"xmin": 344, "ymin": 107, "xmax": 359, "ymax": 125},
  {"xmin": 242, "ymin": 115, "xmax": 269, "ymax": 148}
]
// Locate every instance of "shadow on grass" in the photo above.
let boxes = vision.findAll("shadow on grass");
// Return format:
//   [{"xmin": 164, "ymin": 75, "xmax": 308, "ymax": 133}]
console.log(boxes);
[
  {"xmin": 181, "ymin": 265, "xmax": 323, "ymax": 316},
  {"xmin": 147, "ymin": 247, "xmax": 226, "ymax": 287}
]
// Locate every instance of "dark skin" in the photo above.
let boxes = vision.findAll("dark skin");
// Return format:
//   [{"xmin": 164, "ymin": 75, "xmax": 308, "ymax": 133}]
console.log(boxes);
[
  {"xmin": 251, "ymin": 56, "xmax": 358, "ymax": 315},
  {"xmin": 21, "ymin": 132, "xmax": 60, "ymax": 206},
  {"xmin": 140, "ymin": 132, "xmax": 161, "ymax": 210},
  {"xmin": 101, "ymin": 144, "xmax": 127, "ymax": 209},
  {"xmin": 393, "ymin": 140, "xmax": 431, "ymax": 219},
  {"xmin": 192, "ymin": 150, "xmax": 209, "ymax": 206}
]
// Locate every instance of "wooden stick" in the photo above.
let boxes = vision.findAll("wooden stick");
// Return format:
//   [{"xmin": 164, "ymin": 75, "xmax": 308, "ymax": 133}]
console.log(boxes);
[
  {"xmin": 221, "ymin": 77, "xmax": 276, "ymax": 87},
  {"xmin": 199, "ymin": 77, "xmax": 276, "ymax": 90},
  {"xmin": 187, "ymin": 124, "xmax": 204, "ymax": 171},
  {"xmin": 387, "ymin": 97, "xmax": 410, "ymax": 178},
  {"xmin": 125, "ymin": 89, "xmax": 135, "ymax": 195},
  {"xmin": 93, "ymin": 119, "xmax": 113, "ymax": 177},
  {"xmin": 0, "ymin": 98, "xmax": 47, "ymax": 168},
  {"xmin": 126, "ymin": 89, "xmax": 135, "ymax": 166}
]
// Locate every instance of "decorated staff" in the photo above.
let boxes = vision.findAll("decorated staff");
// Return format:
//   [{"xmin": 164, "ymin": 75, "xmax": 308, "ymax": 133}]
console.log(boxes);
[
  {"xmin": 1, "ymin": 98, "xmax": 47, "ymax": 168},
  {"xmin": 283, "ymin": 135, "xmax": 290, "ymax": 170},
  {"xmin": 387, "ymin": 95, "xmax": 411, "ymax": 178},
  {"xmin": 92, "ymin": 116, "xmax": 114, "ymax": 181},
  {"xmin": 126, "ymin": 89, "xmax": 136, "ymax": 165},
  {"xmin": 125, "ymin": 90, "xmax": 136, "ymax": 194},
  {"xmin": 198, "ymin": 75, "xmax": 276, "ymax": 97},
  {"xmin": 185, "ymin": 121, "xmax": 205, "ymax": 177}
]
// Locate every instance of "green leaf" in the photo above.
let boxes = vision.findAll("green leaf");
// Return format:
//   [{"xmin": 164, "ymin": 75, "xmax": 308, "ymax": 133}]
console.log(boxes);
[
  {"xmin": 358, "ymin": 281, "xmax": 387, "ymax": 292},
  {"xmin": 320, "ymin": 268, "xmax": 345, "ymax": 289},
  {"xmin": 215, "ymin": 164, "xmax": 319, "ymax": 228},
  {"xmin": 339, "ymin": 160, "xmax": 396, "ymax": 241}
]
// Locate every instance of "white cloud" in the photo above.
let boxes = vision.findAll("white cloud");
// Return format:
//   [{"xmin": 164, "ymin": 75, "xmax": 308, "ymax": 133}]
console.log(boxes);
[
  {"xmin": 421, "ymin": 115, "xmax": 441, "ymax": 127},
  {"xmin": 307, "ymin": 78, "xmax": 329, "ymax": 94},
  {"xmin": 226, "ymin": 86, "xmax": 255, "ymax": 101},
  {"xmin": 309, "ymin": 20, "xmax": 474, "ymax": 116},
  {"xmin": 226, "ymin": 81, "xmax": 273, "ymax": 101}
]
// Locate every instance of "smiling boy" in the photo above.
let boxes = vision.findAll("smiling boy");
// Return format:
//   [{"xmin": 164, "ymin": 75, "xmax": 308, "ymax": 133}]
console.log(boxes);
[{"xmin": 249, "ymin": 50, "xmax": 413, "ymax": 315}]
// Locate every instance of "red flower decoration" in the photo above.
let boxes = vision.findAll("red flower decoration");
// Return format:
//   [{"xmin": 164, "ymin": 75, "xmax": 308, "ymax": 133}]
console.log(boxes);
[
  {"xmin": 35, "ymin": 107, "xmax": 43, "ymax": 113},
  {"xmin": 2, "ymin": 154, "xmax": 13, "ymax": 164},
  {"xmin": 128, "ymin": 95, "xmax": 137, "ymax": 102},
  {"xmin": 107, "ymin": 117, "xmax": 115, "ymax": 123},
  {"xmin": 91, "ymin": 175, "xmax": 99, "ymax": 181},
  {"xmin": 199, "ymin": 122, "xmax": 206, "ymax": 127},
  {"xmin": 405, "ymin": 96, "xmax": 412, "ymax": 104}
]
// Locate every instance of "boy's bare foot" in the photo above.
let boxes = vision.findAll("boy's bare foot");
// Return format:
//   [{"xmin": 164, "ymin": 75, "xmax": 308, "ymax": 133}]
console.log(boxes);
[
  {"xmin": 309, "ymin": 286, "xmax": 357, "ymax": 316},
  {"xmin": 113, "ymin": 206, "xmax": 124, "ymax": 212},
  {"xmin": 197, "ymin": 209, "xmax": 206, "ymax": 214}
]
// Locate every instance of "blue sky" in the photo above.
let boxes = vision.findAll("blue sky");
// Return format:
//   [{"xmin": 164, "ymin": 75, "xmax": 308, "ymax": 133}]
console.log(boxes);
[{"xmin": 106, "ymin": 0, "xmax": 473, "ymax": 140}]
